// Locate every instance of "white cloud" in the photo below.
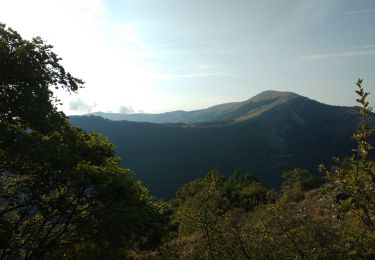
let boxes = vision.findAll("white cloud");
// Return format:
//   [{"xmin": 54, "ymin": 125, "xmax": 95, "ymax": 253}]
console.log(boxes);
[
  {"xmin": 302, "ymin": 46, "xmax": 375, "ymax": 60},
  {"xmin": 161, "ymin": 72, "xmax": 244, "ymax": 79},
  {"xmin": 119, "ymin": 105, "xmax": 135, "ymax": 114},
  {"xmin": 338, "ymin": 44, "xmax": 375, "ymax": 51},
  {"xmin": 343, "ymin": 9, "xmax": 375, "ymax": 15},
  {"xmin": 69, "ymin": 99, "xmax": 95, "ymax": 114},
  {"xmin": 199, "ymin": 64, "xmax": 212, "ymax": 70}
]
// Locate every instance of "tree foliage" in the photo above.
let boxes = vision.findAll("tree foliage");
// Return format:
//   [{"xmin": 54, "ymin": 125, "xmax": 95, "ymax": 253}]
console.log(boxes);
[
  {"xmin": 0, "ymin": 23, "xmax": 168, "ymax": 259},
  {"xmin": 280, "ymin": 168, "xmax": 321, "ymax": 203},
  {"xmin": 0, "ymin": 23, "xmax": 82, "ymax": 131},
  {"xmin": 322, "ymin": 79, "xmax": 375, "ymax": 257}
]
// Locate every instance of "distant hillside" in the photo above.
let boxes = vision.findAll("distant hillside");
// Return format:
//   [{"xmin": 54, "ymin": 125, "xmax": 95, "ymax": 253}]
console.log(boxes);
[
  {"xmin": 70, "ymin": 91, "xmax": 371, "ymax": 198},
  {"xmin": 86, "ymin": 90, "xmax": 299, "ymax": 123}
]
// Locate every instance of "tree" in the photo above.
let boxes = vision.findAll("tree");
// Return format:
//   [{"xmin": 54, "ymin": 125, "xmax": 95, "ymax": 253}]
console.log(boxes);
[
  {"xmin": 168, "ymin": 170, "xmax": 275, "ymax": 259},
  {"xmin": 0, "ymin": 23, "xmax": 82, "ymax": 131},
  {"xmin": 281, "ymin": 168, "xmax": 321, "ymax": 203},
  {"xmin": 0, "ymin": 23, "xmax": 168, "ymax": 259},
  {"xmin": 174, "ymin": 169, "xmax": 225, "ymax": 259},
  {"xmin": 0, "ymin": 22, "xmax": 85, "ymax": 258},
  {"xmin": 323, "ymin": 79, "xmax": 375, "ymax": 257},
  {"xmin": 224, "ymin": 171, "xmax": 275, "ymax": 211}
]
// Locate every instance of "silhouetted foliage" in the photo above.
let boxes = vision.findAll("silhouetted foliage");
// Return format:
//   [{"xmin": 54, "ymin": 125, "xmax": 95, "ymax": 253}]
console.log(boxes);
[{"xmin": 0, "ymin": 24, "xmax": 169, "ymax": 259}]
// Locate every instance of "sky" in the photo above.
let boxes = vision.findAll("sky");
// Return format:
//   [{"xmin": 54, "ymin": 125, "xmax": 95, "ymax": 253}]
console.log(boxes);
[{"xmin": 1, "ymin": 0, "xmax": 375, "ymax": 114}]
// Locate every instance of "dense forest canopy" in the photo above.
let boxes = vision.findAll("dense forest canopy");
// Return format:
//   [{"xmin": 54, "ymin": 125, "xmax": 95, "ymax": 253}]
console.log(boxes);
[{"xmin": 1, "ymin": 23, "xmax": 374, "ymax": 259}]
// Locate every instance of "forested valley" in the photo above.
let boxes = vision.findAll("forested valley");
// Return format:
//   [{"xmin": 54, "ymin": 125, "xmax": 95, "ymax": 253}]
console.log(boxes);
[{"xmin": 1, "ymin": 24, "xmax": 375, "ymax": 259}]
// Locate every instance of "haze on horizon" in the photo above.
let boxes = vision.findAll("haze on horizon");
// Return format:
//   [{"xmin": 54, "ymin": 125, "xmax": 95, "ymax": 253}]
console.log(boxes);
[{"xmin": 1, "ymin": 0, "xmax": 375, "ymax": 115}]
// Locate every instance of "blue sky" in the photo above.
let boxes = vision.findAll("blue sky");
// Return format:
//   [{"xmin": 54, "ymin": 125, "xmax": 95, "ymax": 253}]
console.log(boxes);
[{"xmin": 1, "ymin": 0, "xmax": 375, "ymax": 114}]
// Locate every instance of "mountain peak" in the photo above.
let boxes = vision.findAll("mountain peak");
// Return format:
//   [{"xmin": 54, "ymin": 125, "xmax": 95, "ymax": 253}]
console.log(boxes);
[{"xmin": 248, "ymin": 90, "xmax": 299, "ymax": 103}]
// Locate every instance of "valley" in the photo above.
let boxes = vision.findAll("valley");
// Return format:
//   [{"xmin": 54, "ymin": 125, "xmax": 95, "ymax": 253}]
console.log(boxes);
[{"xmin": 71, "ymin": 91, "xmax": 363, "ymax": 198}]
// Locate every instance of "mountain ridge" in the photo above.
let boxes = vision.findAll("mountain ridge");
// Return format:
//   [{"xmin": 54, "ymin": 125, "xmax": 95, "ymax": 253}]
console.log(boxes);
[
  {"xmin": 69, "ymin": 91, "xmax": 373, "ymax": 198},
  {"xmin": 83, "ymin": 90, "xmax": 302, "ymax": 124}
]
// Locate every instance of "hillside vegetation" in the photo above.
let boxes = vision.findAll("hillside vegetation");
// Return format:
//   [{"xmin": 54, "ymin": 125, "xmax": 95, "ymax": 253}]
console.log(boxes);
[{"xmin": 1, "ymin": 24, "xmax": 374, "ymax": 259}]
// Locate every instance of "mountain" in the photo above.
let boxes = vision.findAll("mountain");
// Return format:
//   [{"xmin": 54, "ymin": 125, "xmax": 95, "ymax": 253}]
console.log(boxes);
[
  {"xmin": 70, "ymin": 91, "xmax": 371, "ymax": 198},
  {"xmin": 86, "ymin": 90, "xmax": 299, "ymax": 123}
]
